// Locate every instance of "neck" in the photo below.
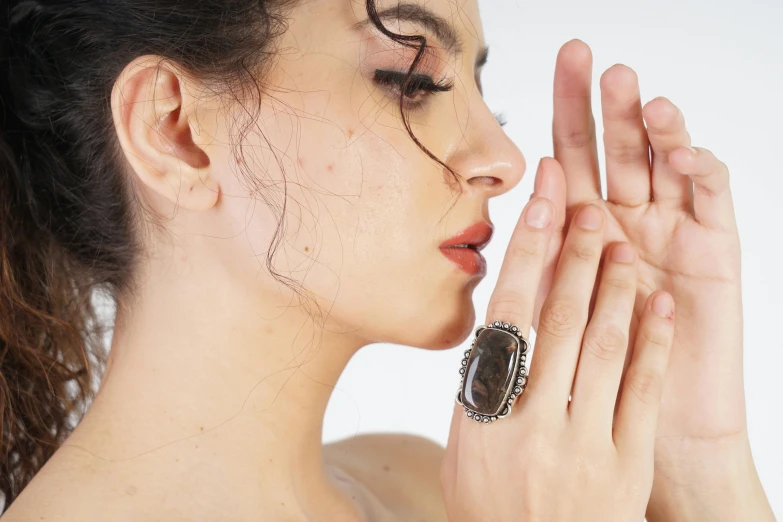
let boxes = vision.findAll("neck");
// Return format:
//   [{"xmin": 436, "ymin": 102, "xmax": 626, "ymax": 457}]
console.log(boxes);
[{"xmin": 64, "ymin": 249, "xmax": 369, "ymax": 521}]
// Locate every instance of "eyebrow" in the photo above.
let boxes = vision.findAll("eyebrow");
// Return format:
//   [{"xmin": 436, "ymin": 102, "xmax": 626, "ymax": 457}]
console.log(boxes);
[{"xmin": 351, "ymin": 3, "xmax": 490, "ymax": 69}]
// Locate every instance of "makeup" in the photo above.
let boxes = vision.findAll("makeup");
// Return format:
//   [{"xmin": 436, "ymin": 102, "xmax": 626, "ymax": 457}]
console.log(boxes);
[{"xmin": 439, "ymin": 221, "xmax": 493, "ymax": 277}]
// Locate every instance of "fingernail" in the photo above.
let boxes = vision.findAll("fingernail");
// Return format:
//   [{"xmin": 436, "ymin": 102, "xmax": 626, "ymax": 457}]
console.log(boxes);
[
  {"xmin": 525, "ymin": 198, "xmax": 553, "ymax": 229},
  {"xmin": 611, "ymin": 243, "xmax": 636, "ymax": 263},
  {"xmin": 575, "ymin": 204, "xmax": 603, "ymax": 230},
  {"xmin": 652, "ymin": 292, "xmax": 674, "ymax": 318}
]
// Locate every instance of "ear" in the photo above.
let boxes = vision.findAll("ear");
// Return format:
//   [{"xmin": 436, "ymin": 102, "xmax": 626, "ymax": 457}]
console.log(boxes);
[{"xmin": 111, "ymin": 56, "xmax": 220, "ymax": 212}]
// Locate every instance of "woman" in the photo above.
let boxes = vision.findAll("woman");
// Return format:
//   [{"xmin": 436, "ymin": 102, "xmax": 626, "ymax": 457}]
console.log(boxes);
[{"xmin": 0, "ymin": 0, "xmax": 775, "ymax": 520}]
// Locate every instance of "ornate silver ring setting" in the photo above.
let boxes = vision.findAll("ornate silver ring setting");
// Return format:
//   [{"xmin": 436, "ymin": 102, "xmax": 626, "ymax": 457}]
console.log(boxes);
[{"xmin": 455, "ymin": 320, "xmax": 529, "ymax": 424}]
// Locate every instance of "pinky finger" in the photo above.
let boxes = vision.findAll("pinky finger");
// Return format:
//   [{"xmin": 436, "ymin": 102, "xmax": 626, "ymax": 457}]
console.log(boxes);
[
  {"xmin": 668, "ymin": 146, "xmax": 737, "ymax": 232},
  {"xmin": 613, "ymin": 291, "xmax": 675, "ymax": 456}
]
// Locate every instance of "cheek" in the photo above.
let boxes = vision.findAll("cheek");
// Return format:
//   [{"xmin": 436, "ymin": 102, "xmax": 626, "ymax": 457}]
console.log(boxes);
[
  {"xmin": 210, "ymin": 92, "xmax": 427, "ymax": 273},
  {"xmin": 207, "ymin": 56, "xmax": 463, "ymax": 329}
]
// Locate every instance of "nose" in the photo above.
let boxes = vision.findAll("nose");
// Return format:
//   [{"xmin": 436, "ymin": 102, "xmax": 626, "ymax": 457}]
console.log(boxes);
[{"xmin": 446, "ymin": 96, "xmax": 526, "ymax": 198}]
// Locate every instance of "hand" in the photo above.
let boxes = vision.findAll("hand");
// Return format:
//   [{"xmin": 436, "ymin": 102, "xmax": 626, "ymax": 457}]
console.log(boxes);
[
  {"xmin": 440, "ymin": 177, "xmax": 676, "ymax": 521},
  {"xmin": 530, "ymin": 39, "xmax": 774, "ymax": 520}
]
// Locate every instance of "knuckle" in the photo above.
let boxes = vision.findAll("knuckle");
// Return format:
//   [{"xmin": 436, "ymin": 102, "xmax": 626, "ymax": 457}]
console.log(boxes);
[
  {"xmin": 626, "ymin": 369, "xmax": 663, "ymax": 405},
  {"xmin": 553, "ymin": 127, "xmax": 595, "ymax": 150},
  {"xmin": 604, "ymin": 140, "xmax": 648, "ymax": 166},
  {"xmin": 566, "ymin": 243, "xmax": 598, "ymax": 262},
  {"xmin": 508, "ymin": 237, "xmax": 543, "ymax": 261},
  {"xmin": 603, "ymin": 275, "xmax": 634, "ymax": 292},
  {"xmin": 538, "ymin": 298, "xmax": 581, "ymax": 338},
  {"xmin": 583, "ymin": 324, "xmax": 628, "ymax": 361},
  {"xmin": 516, "ymin": 430, "xmax": 555, "ymax": 469},
  {"xmin": 487, "ymin": 295, "xmax": 528, "ymax": 324},
  {"xmin": 695, "ymin": 153, "xmax": 731, "ymax": 194},
  {"xmin": 640, "ymin": 325, "xmax": 671, "ymax": 351}
]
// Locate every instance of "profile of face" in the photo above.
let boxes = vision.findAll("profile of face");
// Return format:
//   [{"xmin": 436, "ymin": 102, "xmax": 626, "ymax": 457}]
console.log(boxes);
[{"xmin": 115, "ymin": 0, "xmax": 526, "ymax": 352}]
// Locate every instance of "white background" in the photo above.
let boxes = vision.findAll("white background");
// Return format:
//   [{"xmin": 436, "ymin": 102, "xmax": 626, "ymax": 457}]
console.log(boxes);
[{"xmin": 323, "ymin": 0, "xmax": 783, "ymax": 516}]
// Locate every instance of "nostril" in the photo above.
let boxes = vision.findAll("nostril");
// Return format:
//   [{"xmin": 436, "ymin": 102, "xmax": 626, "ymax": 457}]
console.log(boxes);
[{"xmin": 468, "ymin": 176, "xmax": 502, "ymax": 187}]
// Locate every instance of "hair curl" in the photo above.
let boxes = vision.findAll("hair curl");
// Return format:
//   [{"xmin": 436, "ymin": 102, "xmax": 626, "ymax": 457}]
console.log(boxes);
[{"xmin": 0, "ymin": 0, "xmax": 461, "ymax": 510}]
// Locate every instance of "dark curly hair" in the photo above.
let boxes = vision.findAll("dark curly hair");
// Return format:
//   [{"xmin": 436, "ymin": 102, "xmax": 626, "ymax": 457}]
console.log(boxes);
[{"xmin": 0, "ymin": 0, "xmax": 461, "ymax": 509}]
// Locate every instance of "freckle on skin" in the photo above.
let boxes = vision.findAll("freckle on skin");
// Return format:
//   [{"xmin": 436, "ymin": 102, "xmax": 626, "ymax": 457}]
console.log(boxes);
[
  {"xmin": 126, "ymin": 485, "xmax": 137, "ymax": 496},
  {"xmin": 304, "ymin": 246, "xmax": 309, "ymax": 252},
  {"xmin": 327, "ymin": 164, "xmax": 333, "ymax": 172},
  {"xmin": 383, "ymin": 465, "xmax": 390, "ymax": 472},
  {"xmin": 347, "ymin": 128, "xmax": 354, "ymax": 137}
]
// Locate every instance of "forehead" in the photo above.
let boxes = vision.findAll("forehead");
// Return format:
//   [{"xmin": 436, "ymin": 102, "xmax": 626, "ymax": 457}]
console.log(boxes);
[{"xmin": 348, "ymin": 0, "xmax": 486, "ymax": 54}]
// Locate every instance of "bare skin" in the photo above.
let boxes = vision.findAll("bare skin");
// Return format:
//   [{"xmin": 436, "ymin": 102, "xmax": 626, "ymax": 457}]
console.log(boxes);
[
  {"xmin": 3, "ymin": 1, "xmax": 512, "ymax": 520},
  {"xmin": 1, "ymin": 0, "xmax": 773, "ymax": 520},
  {"xmin": 324, "ymin": 434, "xmax": 447, "ymax": 521}
]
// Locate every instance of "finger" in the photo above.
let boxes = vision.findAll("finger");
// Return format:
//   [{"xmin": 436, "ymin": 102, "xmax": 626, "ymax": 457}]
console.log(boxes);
[
  {"xmin": 552, "ymin": 39, "xmax": 602, "ymax": 207},
  {"xmin": 527, "ymin": 203, "xmax": 605, "ymax": 405},
  {"xmin": 668, "ymin": 146, "xmax": 737, "ymax": 232},
  {"xmin": 600, "ymin": 65, "xmax": 652, "ymax": 207},
  {"xmin": 486, "ymin": 173, "xmax": 557, "ymax": 334},
  {"xmin": 569, "ymin": 242, "xmax": 638, "ymax": 430},
  {"xmin": 530, "ymin": 157, "xmax": 568, "ymax": 333},
  {"xmin": 613, "ymin": 291, "xmax": 675, "ymax": 455},
  {"xmin": 533, "ymin": 156, "xmax": 568, "ymax": 234},
  {"xmin": 643, "ymin": 97, "xmax": 693, "ymax": 208}
]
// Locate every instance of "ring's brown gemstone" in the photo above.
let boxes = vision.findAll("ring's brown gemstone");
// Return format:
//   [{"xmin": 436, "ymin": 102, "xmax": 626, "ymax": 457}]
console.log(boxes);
[{"xmin": 461, "ymin": 328, "xmax": 519, "ymax": 415}]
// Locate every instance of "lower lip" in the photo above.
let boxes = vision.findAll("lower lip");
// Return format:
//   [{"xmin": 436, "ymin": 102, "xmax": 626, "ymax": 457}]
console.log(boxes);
[{"xmin": 439, "ymin": 247, "xmax": 487, "ymax": 277}]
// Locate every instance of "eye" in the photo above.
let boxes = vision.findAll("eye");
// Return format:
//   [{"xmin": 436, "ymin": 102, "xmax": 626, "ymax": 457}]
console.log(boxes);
[{"xmin": 373, "ymin": 69, "xmax": 453, "ymax": 109}]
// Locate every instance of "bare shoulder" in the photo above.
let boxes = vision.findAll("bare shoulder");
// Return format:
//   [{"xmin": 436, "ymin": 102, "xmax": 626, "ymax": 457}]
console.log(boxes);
[{"xmin": 323, "ymin": 433, "xmax": 447, "ymax": 521}]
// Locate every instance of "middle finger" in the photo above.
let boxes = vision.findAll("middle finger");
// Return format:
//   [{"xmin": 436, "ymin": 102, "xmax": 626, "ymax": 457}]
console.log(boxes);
[
  {"xmin": 600, "ymin": 64, "xmax": 652, "ymax": 207},
  {"xmin": 526, "ymin": 203, "xmax": 606, "ymax": 407}
]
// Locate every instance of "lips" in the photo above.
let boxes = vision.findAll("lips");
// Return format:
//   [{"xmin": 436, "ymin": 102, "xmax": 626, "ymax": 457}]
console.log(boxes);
[{"xmin": 439, "ymin": 221, "xmax": 494, "ymax": 277}]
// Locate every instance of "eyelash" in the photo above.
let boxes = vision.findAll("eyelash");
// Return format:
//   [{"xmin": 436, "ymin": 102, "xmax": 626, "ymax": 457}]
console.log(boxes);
[
  {"xmin": 373, "ymin": 69, "xmax": 453, "ymax": 110},
  {"xmin": 372, "ymin": 69, "xmax": 508, "ymax": 127}
]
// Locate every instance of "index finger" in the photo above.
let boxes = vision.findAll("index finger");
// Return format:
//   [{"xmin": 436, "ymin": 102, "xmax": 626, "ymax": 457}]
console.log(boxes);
[{"xmin": 486, "ymin": 164, "xmax": 558, "ymax": 336}]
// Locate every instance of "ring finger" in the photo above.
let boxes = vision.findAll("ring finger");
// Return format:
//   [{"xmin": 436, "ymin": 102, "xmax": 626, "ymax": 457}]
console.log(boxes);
[{"xmin": 643, "ymin": 96, "xmax": 693, "ymax": 207}]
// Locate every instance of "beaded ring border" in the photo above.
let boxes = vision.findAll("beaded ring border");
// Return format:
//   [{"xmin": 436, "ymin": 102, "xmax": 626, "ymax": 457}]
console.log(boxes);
[{"xmin": 455, "ymin": 320, "xmax": 529, "ymax": 424}]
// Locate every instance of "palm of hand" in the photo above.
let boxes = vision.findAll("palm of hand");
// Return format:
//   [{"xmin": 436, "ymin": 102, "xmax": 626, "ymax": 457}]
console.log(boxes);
[
  {"xmin": 530, "ymin": 40, "xmax": 746, "ymax": 448},
  {"xmin": 604, "ymin": 200, "xmax": 745, "ymax": 441}
]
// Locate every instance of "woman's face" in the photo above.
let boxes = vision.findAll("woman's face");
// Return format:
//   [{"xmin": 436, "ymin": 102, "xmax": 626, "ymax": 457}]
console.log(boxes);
[{"xmin": 204, "ymin": 0, "xmax": 526, "ymax": 349}]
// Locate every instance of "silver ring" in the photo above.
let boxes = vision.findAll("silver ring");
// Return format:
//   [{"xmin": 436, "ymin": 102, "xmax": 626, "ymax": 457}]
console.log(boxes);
[{"xmin": 455, "ymin": 320, "xmax": 529, "ymax": 424}]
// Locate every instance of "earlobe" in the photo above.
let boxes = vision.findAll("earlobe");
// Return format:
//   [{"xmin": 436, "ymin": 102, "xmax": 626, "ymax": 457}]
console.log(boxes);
[{"xmin": 111, "ymin": 56, "xmax": 220, "ymax": 212}]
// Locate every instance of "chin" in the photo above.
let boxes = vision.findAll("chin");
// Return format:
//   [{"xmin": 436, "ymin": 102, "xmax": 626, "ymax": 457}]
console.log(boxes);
[{"xmin": 415, "ymin": 285, "xmax": 480, "ymax": 351}]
